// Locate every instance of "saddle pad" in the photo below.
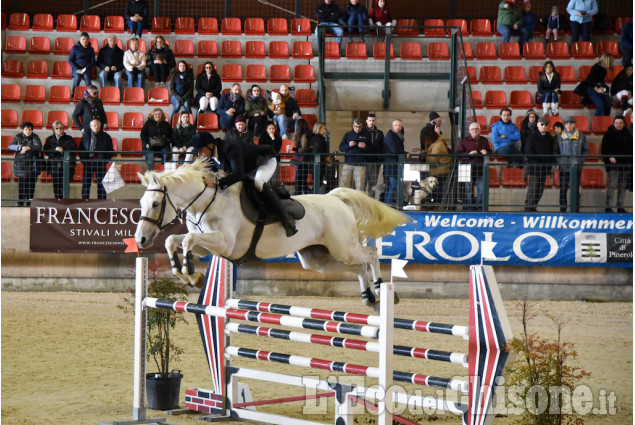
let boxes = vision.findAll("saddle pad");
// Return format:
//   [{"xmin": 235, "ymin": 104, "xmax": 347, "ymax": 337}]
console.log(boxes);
[{"xmin": 239, "ymin": 182, "xmax": 306, "ymax": 224}]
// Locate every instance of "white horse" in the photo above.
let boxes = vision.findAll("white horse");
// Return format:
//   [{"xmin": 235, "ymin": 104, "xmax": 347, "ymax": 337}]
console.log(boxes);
[{"xmin": 134, "ymin": 159, "xmax": 413, "ymax": 308}]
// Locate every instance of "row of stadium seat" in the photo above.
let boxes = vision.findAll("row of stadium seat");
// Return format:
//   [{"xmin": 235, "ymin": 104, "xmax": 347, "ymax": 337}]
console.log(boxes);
[
  {"xmin": 469, "ymin": 64, "xmax": 625, "ymax": 85},
  {"xmin": 474, "ymin": 114, "xmax": 630, "ymax": 136},
  {"xmin": 470, "ymin": 89, "xmax": 625, "ymax": 112}
]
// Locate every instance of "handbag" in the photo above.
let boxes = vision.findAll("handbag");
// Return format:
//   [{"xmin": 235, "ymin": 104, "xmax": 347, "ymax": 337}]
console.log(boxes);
[
  {"xmin": 149, "ymin": 136, "xmax": 166, "ymax": 150},
  {"xmin": 573, "ymin": 81, "xmax": 588, "ymax": 96}
]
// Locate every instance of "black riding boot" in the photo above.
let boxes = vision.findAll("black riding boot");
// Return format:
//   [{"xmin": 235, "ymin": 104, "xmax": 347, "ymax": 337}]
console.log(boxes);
[{"xmin": 261, "ymin": 183, "xmax": 297, "ymax": 237}]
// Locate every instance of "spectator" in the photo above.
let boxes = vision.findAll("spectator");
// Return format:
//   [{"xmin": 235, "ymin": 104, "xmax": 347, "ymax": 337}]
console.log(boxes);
[
  {"xmin": 124, "ymin": 0, "xmax": 149, "ymax": 38},
  {"xmin": 621, "ymin": 20, "xmax": 633, "ymax": 67},
  {"xmin": 310, "ymin": 122, "xmax": 332, "ymax": 192},
  {"xmin": 340, "ymin": 0, "xmax": 369, "ymax": 41},
  {"xmin": 123, "ymin": 37, "xmax": 146, "ymax": 88},
  {"xmin": 496, "ymin": 0, "xmax": 528, "ymax": 50},
  {"xmin": 292, "ymin": 118, "xmax": 313, "ymax": 195},
  {"xmin": 147, "ymin": 35, "xmax": 175, "ymax": 88},
  {"xmin": 275, "ymin": 84, "xmax": 302, "ymax": 140},
  {"xmin": 97, "ymin": 35, "xmax": 124, "ymax": 91},
  {"xmin": 544, "ymin": 5, "xmax": 560, "ymax": 41},
  {"xmin": 245, "ymin": 85, "xmax": 270, "ymax": 139},
  {"xmin": 524, "ymin": 118, "xmax": 556, "ymax": 212},
  {"xmin": 421, "ymin": 127, "xmax": 451, "ymax": 205},
  {"xmin": 382, "ymin": 119, "xmax": 408, "ymax": 204},
  {"xmin": 368, "ymin": 0, "xmax": 395, "ymax": 41},
  {"xmin": 43, "ymin": 121, "xmax": 76, "ymax": 199},
  {"xmin": 537, "ymin": 60, "xmax": 562, "ymax": 116},
  {"xmin": 9, "ymin": 122, "xmax": 42, "ymax": 206},
  {"xmin": 140, "ymin": 108, "xmax": 173, "ymax": 169},
  {"xmin": 520, "ymin": 109, "xmax": 539, "ymax": 154},
  {"xmin": 455, "ymin": 122, "xmax": 492, "ymax": 211},
  {"xmin": 551, "ymin": 121, "xmax": 564, "ymax": 138},
  {"xmin": 585, "ymin": 53, "xmax": 613, "ymax": 116},
  {"xmin": 610, "ymin": 64, "xmax": 633, "ymax": 116},
  {"xmin": 419, "ymin": 112, "xmax": 443, "ymax": 159},
  {"xmin": 169, "ymin": 60, "xmax": 194, "ymax": 121},
  {"xmin": 78, "ymin": 119, "xmax": 114, "ymax": 200},
  {"xmin": 315, "ymin": 0, "xmax": 343, "ymax": 44},
  {"xmin": 521, "ymin": 1, "xmax": 537, "ymax": 45},
  {"xmin": 566, "ymin": 0, "xmax": 598, "ymax": 43},
  {"xmin": 339, "ymin": 117, "xmax": 370, "ymax": 191},
  {"xmin": 601, "ymin": 116, "xmax": 632, "ymax": 213},
  {"xmin": 259, "ymin": 122, "xmax": 283, "ymax": 161},
  {"xmin": 554, "ymin": 117, "xmax": 589, "ymax": 212},
  {"xmin": 364, "ymin": 113, "xmax": 384, "ymax": 200},
  {"xmin": 491, "ymin": 108, "xmax": 522, "ymax": 165},
  {"xmin": 224, "ymin": 115, "xmax": 253, "ymax": 145},
  {"xmin": 72, "ymin": 85, "xmax": 108, "ymax": 134},
  {"xmin": 217, "ymin": 83, "xmax": 245, "ymax": 131},
  {"xmin": 171, "ymin": 111, "xmax": 196, "ymax": 165},
  {"xmin": 195, "ymin": 61, "xmax": 221, "ymax": 116},
  {"xmin": 69, "ymin": 32, "xmax": 96, "ymax": 92}
]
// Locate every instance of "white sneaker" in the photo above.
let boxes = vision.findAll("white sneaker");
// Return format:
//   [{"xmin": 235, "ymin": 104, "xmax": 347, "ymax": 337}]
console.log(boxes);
[
  {"xmin": 154, "ymin": 82, "xmax": 160, "ymax": 88},
  {"xmin": 625, "ymin": 108, "xmax": 633, "ymax": 116}
]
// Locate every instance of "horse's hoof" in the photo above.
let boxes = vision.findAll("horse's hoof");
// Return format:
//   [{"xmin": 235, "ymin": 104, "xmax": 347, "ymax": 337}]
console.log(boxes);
[
  {"xmin": 192, "ymin": 273, "xmax": 205, "ymax": 289},
  {"xmin": 394, "ymin": 291, "xmax": 400, "ymax": 305},
  {"xmin": 172, "ymin": 268, "xmax": 179, "ymax": 276},
  {"xmin": 361, "ymin": 287, "xmax": 376, "ymax": 305}
]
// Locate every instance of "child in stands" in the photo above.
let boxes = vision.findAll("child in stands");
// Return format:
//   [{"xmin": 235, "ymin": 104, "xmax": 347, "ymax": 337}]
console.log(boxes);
[{"xmin": 545, "ymin": 6, "xmax": 560, "ymax": 41}]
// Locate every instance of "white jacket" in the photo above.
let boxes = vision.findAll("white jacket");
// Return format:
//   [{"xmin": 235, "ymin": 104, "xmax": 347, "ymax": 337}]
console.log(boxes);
[{"xmin": 123, "ymin": 49, "xmax": 147, "ymax": 72}]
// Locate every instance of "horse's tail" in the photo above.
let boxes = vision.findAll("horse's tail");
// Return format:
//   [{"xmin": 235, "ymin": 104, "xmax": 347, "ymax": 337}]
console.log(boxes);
[{"xmin": 328, "ymin": 188, "xmax": 414, "ymax": 241}]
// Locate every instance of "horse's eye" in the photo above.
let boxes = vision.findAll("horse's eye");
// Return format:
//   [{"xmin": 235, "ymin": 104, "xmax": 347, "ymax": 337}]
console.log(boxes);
[{"xmin": 152, "ymin": 202, "xmax": 160, "ymax": 208}]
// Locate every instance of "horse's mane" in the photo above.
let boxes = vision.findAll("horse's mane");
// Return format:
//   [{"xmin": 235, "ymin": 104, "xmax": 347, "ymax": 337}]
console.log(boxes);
[{"xmin": 143, "ymin": 159, "xmax": 216, "ymax": 187}]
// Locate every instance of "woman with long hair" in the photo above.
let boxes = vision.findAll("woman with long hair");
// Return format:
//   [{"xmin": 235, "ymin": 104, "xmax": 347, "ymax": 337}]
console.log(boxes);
[
  {"xmin": 537, "ymin": 60, "xmax": 562, "ymax": 116},
  {"xmin": 195, "ymin": 61, "xmax": 221, "ymax": 116},
  {"xmin": 310, "ymin": 122, "xmax": 331, "ymax": 192},
  {"xmin": 146, "ymin": 35, "xmax": 175, "ymax": 87},
  {"xmin": 292, "ymin": 118, "xmax": 313, "ymax": 195},
  {"xmin": 171, "ymin": 111, "xmax": 196, "ymax": 165},
  {"xmin": 169, "ymin": 60, "xmax": 194, "ymax": 121},
  {"xmin": 586, "ymin": 53, "xmax": 614, "ymax": 116}
]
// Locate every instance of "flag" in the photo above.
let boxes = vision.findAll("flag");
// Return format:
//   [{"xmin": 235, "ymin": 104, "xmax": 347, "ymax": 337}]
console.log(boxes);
[
  {"xmin": 391, "ymin": 259, "xmax": 408, "ymax": 279},
  {"xmin": 481, "ymin": 241, "xmax": 497, "ymax": 260},
  {"xmin": 123, "ymin": 238, "xmax": 139, "ymax": 255}
]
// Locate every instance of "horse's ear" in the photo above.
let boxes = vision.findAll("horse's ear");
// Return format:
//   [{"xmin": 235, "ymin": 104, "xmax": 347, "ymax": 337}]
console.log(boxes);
[
  {"xmin": 138, "ymin": 173, "xmax": 148, "ymax": 186},
  {"xmin": 150, "ymin": 173, "xmax": 161, "ymax": 187}
]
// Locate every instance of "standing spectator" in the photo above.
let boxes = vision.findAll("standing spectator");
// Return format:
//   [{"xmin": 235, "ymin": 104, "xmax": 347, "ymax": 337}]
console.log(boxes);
[
  {"xmin": 520, "ymin": 109, "xmax": 538, "ymax": 154},
  {"xmin": 97, "ymin": 35, "xmax": 124, "ymax": 91},
  {"xmin": 171, "ymin": 111, "xmax": 196, "ymax": 165},
  {"xmin": 292, "ymin": 118, "xmax": 313, "ymax": 195},
  {"xmin": 422, "ymin": 127, "xmax": 451, "ymax": 206},
  {"xmin": 339, "ymin": 117, "xmax": 370, "ymax": 191},
  {"xmin": 419, "ymin": 112, "xmax": 443, "ymax": 159},
  {"xmin": 364, "ymin": 113, "xmax": 384, "ymax": 199},
  {"xmin": 140, "ymin": 108, "xmax": 173, "ymax": 169},
  {"xmin": 124, "ymin": 0, "xmax": 149, "ymax": 38},
  {"xmin": 147, "ymin": 35, "xmax": 175, "ymax": 88},
  {"xmin": 524, "ymin": 118, "xmax": 556, "ymax": 212},
  {"xmin": 315, "ymin": 0, "xmax": 343, "ymax": 44},
  {"xmin": 123, "ymin": 37, "xmax": 146, "ymax": 88},
  {"xmin": 169, "ymin": 60, "xmax": 194, "ymax": 121},
  {"xmin": 245, "ymin": 85, "xmax": 270, "ymax": 139},
  {"xmin": 544, "ymin": 6, "xmax": 560, "ymax": 41},
  {"xmin": 9, "ymin": 122, "xmax": 42, "ymax": 206},
  {"xmin": 621, "ymin": 20, "xmax": 633, "ymax": 68},
  {"xmin": 521, "ymin": 1, "xmax": 537, "ymax": 45},
  {"xmin": 72, "ymin": 85, "xmax": 108, "ymax": 134},
  {"xmin": 601, "ymin": 116, "xmax": 632, "ymax": 213},
  {"xmin": 491, "ymin": 108, "xmax": 522, "ymax": 164},
  {"xmin": 217, "ymin": 83, "xmax": 245, "ymax": 131},
  {"xmin": 275, "ymin": 84, "xmax": 302, "ymax": 140},
  {"xmin": 382, "ymin": 119, "xmax": 408, "ymax": 205},
  {"xmin": 586, "ymin": 53, "xmax": 614, "ymax": 116},
  {"xmin": 340, "ymin": 0, "xmax": 369, "ymax": 41},
  {"xmin": 496, "ymin": 0, "xmax": 528, "ymax": 50},
  {"xmin": 537, "ymin": 60, "xmax": 562, "ymax": 116},
  {"xmin": 368, "ymin": 0, "xmax": 395, "ymax": 41},
  {"xmin": 455, "ymin": 122, "xmax": 492, "ymax": 210},
  {"xmin": 259, "ymin": 123, "xmax": 283, "ymax": 161},
  {"xmin": 610, "ymin": 64, "xmax": 633, "ymax": 116},
  {"xmin": 551, "ymin": 121, "xmax": 564, "ymax": 138},
  {"xmin": 195, "ymin": 61, "xmax": 221, "ymax": 116},
  {"xmin": 310, "ymin": 122, "xmax": 332, "ymax": 192},
  {"xmin": 69, "ymin": 32, "xmax": 96, "ymax": 92},
  {"xmin": 224, "ymin": 115, "xmax": 253, "ymax": 145},
  {"xmin": 555, "ymin": 117, "xmax": 589, "ymax": 212},
  {"xmin": 566, "ymin": 0, "xmax": 597, "ymax": 43},
  {"xmin": 78, "ymin": 119, "xmax": 114, "ymax": 200},
  {"xmin": 43, "ymin": 121, "xmax": 76, "ymax": 199}
]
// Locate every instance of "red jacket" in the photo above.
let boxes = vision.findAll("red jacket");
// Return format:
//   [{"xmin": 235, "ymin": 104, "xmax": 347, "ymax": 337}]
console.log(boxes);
[{"xmin": 369, "ymin": 1, "xmax": 393, "ymax": 25}]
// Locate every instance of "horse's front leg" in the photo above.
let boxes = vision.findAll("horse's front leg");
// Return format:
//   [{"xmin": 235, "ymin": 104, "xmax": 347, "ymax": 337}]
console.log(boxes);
[
  {"xmin": 165, "ymin": 234, "xmax": 189, "ymax": 284},
  {"xmin": 181, "ymin": 231, "xmax": 232, "ymax": 286}
]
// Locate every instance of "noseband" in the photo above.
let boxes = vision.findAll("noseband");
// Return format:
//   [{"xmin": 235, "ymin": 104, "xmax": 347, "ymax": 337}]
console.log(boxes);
[{"xmin": 139, "ymin": 184, "xmax": 213, "ymax": 231}]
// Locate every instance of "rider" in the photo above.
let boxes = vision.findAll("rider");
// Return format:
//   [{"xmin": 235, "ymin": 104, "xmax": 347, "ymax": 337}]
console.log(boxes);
[{"xmin": 191, "ymin": 130, "xmax": 298, "ymax": 237}]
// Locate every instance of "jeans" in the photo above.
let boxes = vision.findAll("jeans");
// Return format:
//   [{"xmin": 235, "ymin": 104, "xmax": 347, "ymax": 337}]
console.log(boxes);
[
  {"xmin": 539, "ymin": 91, "xmax": 559, "ymax": 104},
  {"xmin": 274, "ymin": 114, "xmax": 298, "ymax": 137},
  {"xmin": 464, "ymin": 178, "xmax": 483, "ymax": 209},
  {"xmin": 127, "ymin": 20, "xmax": 145, "ymax": 37},
  {"xmin": 142, "ymin": 146, "xmax": 168, "ymax": 170},
  {"xmin": 587, "ymin": 87, "xmax": 612, "ymax": 116},
  {"xmin": 72, "ymin": 68, "xmax": 92, "ymax": 92},
  {"xmin": 82, "ymin": 160, "xmax": 107, "ymax": 199},
  {"xmin": 383, "ymin": 163, "xmax": 399, "ymax": 204},
  {"xmin": 171, "ymin": 96, "xmax": 192, "ymax": 120},
  {"xmin": 496, "ymin": 24, "xmax": 530, "ymax": 48},
  {"xmin": 340, "ymin": 11, "xmax": 367, "ymax": 35},
  {"xmin": 315, "ymin": 22, "xmax": 343, "ymax": 44},
  {"xmin": 570, "ymin": 21, "xmax": 591, "ymax": 42},
  {"xmin": 126, "ymin": 70, "xmax": 145, "ymax": 88},
  {"xmin": 559, "ymin": 167, "xmax": 582, "ymax": 212},
  {"xmin": 495, "ymin": 140, "xmax": 522, "ymax": 165},
  {"xmin": 99, "ymin": 69, "xmax": 122, "ymax": 89}
]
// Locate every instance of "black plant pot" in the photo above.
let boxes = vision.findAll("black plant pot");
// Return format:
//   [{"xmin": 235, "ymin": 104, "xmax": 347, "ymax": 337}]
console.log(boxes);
[{"xmin": 146, "ymin": 371, "xmax": 182, "ymax": 410}]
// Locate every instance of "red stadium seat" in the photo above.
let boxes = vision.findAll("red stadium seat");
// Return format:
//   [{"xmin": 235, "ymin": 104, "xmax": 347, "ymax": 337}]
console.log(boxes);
[
  {"xmin": 571, "ymin": 41, "xmax": 595, "ymax": 59},
  {"xmin": 577, "ymin": 65, "xmax": 592, "ymax": 82},
  {"xmin": 488, "ymin": 168, "xmax": 499, "ymax": 188},
  {"xmin": 499, "ymin": 42, "xmax": 521, "ymax": 59},
  {"xmin": 504, "ymin": 66, "xmax": 527, "ymax": 84},
  {"xmin": 54, "ymin": 37, "xmax": 75, "ymax": 55},
  {"xmin": 580, "ymin": 168, "xmax": 606, "ymax": 188},
  {"xmin": 474, "ymin": 115, "xmax": 489, "ymax": 134},
  {"xmin": 471, "ymin": 91, "xmax": 483, "ymax": 109},
  {"xmin": 73, "ymin": 86, "xmax": 86, "ymax": 103},
  {"xmin": 123, "ymin": 87, "xmax": 145, "ymax": 106},
  {"xmin": 268, "ymin": 17, "xmax": 288, "ymax": 35},
  {"xmin": 221, "ymin": 17, "xmax": 242, "ymax": 35},
  {"xmin": 466, "ymin": 66, "xmax": 478, "ymax": 83},
  {"xmin": 470, "ymin": 19, "xmax": 492, "ymax": 36},
  {"xmin": 559, "ymin": 66, "xmax": 577, "ymax": 84},
  {"xmin": 29, "ymin": 36, "xmax": 51, "ymax": 55},
  {"xmin": 174, "ymin": 17, "xmax": 195, "ymax": 34},
  {"xmin": 571, "ymin": 115, "xmax": 590, "ymax": 134},
  {"xmin": 79, "ymin": 15, "xmax": 101, "ymax": 32},
  {"xmin": 479, "ymin": 66, "xmax": 502, "ymax": 84},
  {"xmin": 221, "ymin": 40, "xmax": 242, "ymax": 58},
  {"xmin": 484, "ymin": 90, "xmax": 508, "ymax": 109},
  {"xmin": 509, "ymin": 91, "xmax": 532, "ymax": 109},
  {"xmin": 346, "ymin": 42, "xmax": 368, "ymax": 59},
  {"xmin": 614, "ymin": 16, "xmax": 632, "ymax": 35},
  {"xmin": 193, "ymin": 41, "xmax": 217, "ymax": 59},
  {"xmin": 396, "ymin": 19, "xmax": 419, "ymax": 37},
  {"xmin": 585, "ymin": 142, "xmax": 599, "ymax": 162},
  {"xmin": 174, "ymin": 40, "xmax": 194, "ymax": 58},
  {"xmin": 245, "ymin": 64, "xmax": 266, "ymax": 83},
  {"xmin": 104, "ymin": 15, "xmax": 124, "ymax": 33},
  {"xmin": 501, "ymin": 168, "xmax": 526, "ymax": 187},
  {"xmin": 221, "ymin": 63, "xmax": 243, "ymax": 82},
  {"xmin": 105, "ymin": 111, "xmax": 119, "ymax": 130},
  {"xmin": 1, "ymin": 162, "xmax": 12, "ymax": 182},
  {"xmin": 24, "ymin": 85, "xmax": 46, "ymax": 103},
  {"xmin": 99, "ymin": 86, "xmax": 121, "ymax": 105},
  {"xmin": 373, "ymin": 42, "xmax": 395, "ymax": 60},
  {"xmin": 323, "ymin": 41, "xmax": 340, "ymax": 59},
  {"xmin": 528, "ymin": 65, "xmax": 542, "ymax": 83},
  {"xmin": 88, "ymin": 38, "xmax": 99, "ymax": 56},
  {"xmin": 605, "ymin": 65, "xmax": 623, "ymax": 84},
  {"xmin": 446, "ymin": 19, "xmax": 468, "ymax": 35},
  {"xmin": 400, "ymin": 42, "xmax": 422, "ymax": 60},
  {"xmin": 545, "ymin": 116, "xmax": 563, "ymax": 131},
  {"xmin": 303, "ymin": 114, "xmax": 318, "ymax": 129},
  {"xmin": 4, "ymin": 36, "xmax": 26, "ymax": 54},
  {"xmin": 270, "ymin": 64, "xmax": 291, "ymax": 83},
  {"xmin": 8, "ymin": 12, "xmax": 29, "ymax": 30},
  {"xmin": 197, "ymin": 113, "xmax": 219, "ymax": 132},
  {"xmin": 461, "ymin": 42, "xmax": 474, "ymax": 60},
  {"xmin": 596, "ymin": 40, "xmax": 620, "ymax": 58},
  {"xmin": 27, "ymin": 60, "xmax": 49, "ymax": 79},
  {"xmin": 151, "ymin": 17, "xmax": 171, "ymax": 34},
  {"xmin": 46, "ymin": 110, "xmax": 69, "ymax": 129},
  {"xmin": 427, "ymin": 42, "xmax": 449, "ymax": 60},
  {"xmin": 292, "ymin": 41, "xmax": 314, "ymax": 59},
  {"xmin": 22, "ymin": 110, "xmax": 43, "ymax": 129},
  {"xmin": 32, "ymin": 13, "xmax": 53, "ymax": 31},
  {"xmin": 1, "ymin": 136, "xmax": 12, "ymax": 154},
  {"xmin": 2, "ymin": 60, "xmax": 24, "ymax": 78},
  {"xmin": 423, "ymin": 19, "xmax": 445, "ymax": 37},
  {"xmin": 1, "ymin": 110, "xmax": 19, "ymax": 128},
  {"xmin": 591, "ymin": 116, "xmax": 614, "ymax": 135},
  {"xmin": 245, "ymin": 40, "xmax": 266, "ymax": 58},
  {"xmin": 48, "ymin": 85, "xmax": 71, "ymax": 104},
  {"xmin": 2, "ymin": 84, "xmax": 21, "ymax": 103},
  {"xmin": 296, "ymin": 89, "xmax": 317, "ymax": 108},
  {"xmin": 269, "ymin": 41, "xmax": 290, "ymax": 59},
  {"xmin": 523, "ymin": 41, "xmax": 545, "ymax": 59},
  {"xmin": 291, "ymin": 17, "xmax": 312, "ymax": 36},
  {"xmin": 244, "ymin": 17, "xmax": 265, "ymax": 35},
  {"xmin": 278, "ymin": 165, "xmax": 296, "ymax": 185},
  {"xmin": 120, "ymin": 164, "xmax": 143, "ymax": 184},
  {"xmin": 122, "ymin": 112, "xmax": 144, "ymax": 131},
  {"xmin": 559, "ymin": 91, "xmax": 583, "ymax": 109},
  {"xmin": 547, "ymin": 41, "xmax": 570, "ymax": 59},
  {"xmin": 72, "ymin": 162, "xmax": 84, "ymax": 182},
  {"xmin": 56, "ymin": 14, "xmax": 78, "ymax": 32},
  {"xmin": 475, "ymin": 42, "xmax": 497, "ymax": 60},
  {"xmin": 120, "ymin": 138, "xmax": 143, "ymax": 158},
  {"xmin": 294, "ymin": 64, "xmax": 315, "ymax": 83},
  {"xmin": 147, "ymin": 87, "xmax": 169, "ymax": 105},
  {"xmin": 198, "ymin": 17, "xmax": 219, "ymax": 34}
]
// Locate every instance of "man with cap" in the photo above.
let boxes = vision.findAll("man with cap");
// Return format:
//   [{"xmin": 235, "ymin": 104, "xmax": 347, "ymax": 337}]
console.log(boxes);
[
  {"xmin": 455, "ymin": 122, "xmax": 492, "ymax": 210},
  {"xmin": 192, "ymin": 132, "xmax": 297, "ymax": 237},
  {"xmin": 554, "ymin": 116, "xmax": 589, "ymax": 212},
  {"xmin": 225, "ymin": 115, "xmax": 254, "ymax": 144},
  {"xmin": 524, "ymin": 118, "xmax": 556, "ymax": 212},
  {"xmin": 601, "ymin": 115, "xmax": 632, "ymax": 213},
  {"xmin": 339, "ymin": 117, "xmax": 371, "ymax": 190},
  {"xmin": 419, "ymin": 112, "xmax": 442, "ymax": 158},
  {"xmin": 491, "ymin": 108, "xmax": 522, "ymax": 165},
  {"xmin": 364, "ymin": 113, "xmax": 384, "ymax": 199}
]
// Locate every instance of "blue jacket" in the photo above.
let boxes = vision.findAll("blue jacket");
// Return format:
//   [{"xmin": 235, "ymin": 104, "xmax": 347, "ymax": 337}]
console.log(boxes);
[
  {"xmin": 621, "ymin": 20, "xmax": 633, "ymax": 50},
  {"xmin": 339, "ymin": 128, "xmax": 371, "ymax": 164},
  {"xmin": 97, "ymin": 45, "xmax": 124, "ymax": 71},
  {"xmin": 316, "ymin": 1, "xmax": 340, "ymax": 23},
  {"xmin": 217, "ymin": 94, "xmax": 245, "ymax": 119},
  {"xmin": 566, "ymin": 0, "xmax": 598, "ymax": 24},
  {"xmin": 69, "ymin": 42, "xmax": 96, "ymax": 71},
  {"xmin": 555, "ymin": 129, "xmax": 589, "ymax": 166},
  {"xmin": 491, "ymin": 120, "xmax": 520, "ymax": 151}
]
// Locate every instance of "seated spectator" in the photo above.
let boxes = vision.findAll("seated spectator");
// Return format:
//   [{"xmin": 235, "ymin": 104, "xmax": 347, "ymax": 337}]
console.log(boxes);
[
  {"xmin": 124, "ymin": 38, "xmax": 146, "ymax": 88},
  {"xmin": 217, "ymin": 83, "xmax": 245, "ymax": 131},
  {"xmin": 147, "ymin": 35, "xmax": 175, "ymax": 88},
  {"xmin": 315, "ymin": 0, "xmax": 343, "ymax": 44},
  {"xmin": 421, "ymin": 127, "xmax": 451, "ymax": 205},
  {"xmin": 566, "ymin": 0, "xmax": 597, "ymax": 43},
  {"xmin": 43, "ymin": 121, "xmax": 76, "ymax": 199},
  {"xmin": 97, "ymin": 35, "xmax": 124, "ymax": 91},
  {"xmin": 9, "ymin": 122, "xmax": 42, "ymax": 206},
  {"xmin": 72, "ymin": 85, "xmax": 108, "ymax": 134},
  {"xmin": 340, "ymin": 0, "xmax": 369, "ymax": 41},
  {"xmin": 171, "ymin": 111, "xmax": 196, "ymax": 165},
  {"xmin": 368, "ymin": 0, "xmax": 396, "ymax": 41},
  {"xmin": 69, "ymin": 32, "xmax": 97, "ymax": 92},
  {"xmin": 259, "ymin": 122, "xmax": 283, "ymax": 161},
  {"xmin": 339, "ymin": 117, "xmax": 370, "ymax": 191},
  {"xmin": 169, "ymin": 60, "xmax": 194, "ymax": 121},
  {"xmin": 601, "ymin": 116, "xmax": 632, "ymax": 213},
  {"xmin": 124, "ymin": 0, "xmax": 150, "ymax": 38},
  {"xmin": 521, "ymin": 1, "xmax": 537, "ymax": 45},
  {"xmin": 140, "ymin": 108, "xmax": 173, "ymax": 169},
  {"xmin": 610, "ymin": 64, "xmax": 633, "ymax": 116},
  {"xmin": 537, "ymin": 60, "xmax": 562, "ymax": 116},
  {"xmin": 544, "ymin": 6, "xmax": 560, "ymax": 41},
  {"xmin": 78, "ymin": 119, "xmax": 114, "ymax": 200},
  {"xmin": 292, "ymin": 118, "xmax": 313, "ymax": 195},
  {"xmin": 382, "ymin": 119, "xmax": 408, "ymax": 205},
  {"xmin": 586, "ymin": 53, "xmax": 614, "ymax": 116},
  {"xmin": 496, "ymin": 0, "xmax": 528, "ymax": 50},
  {"xmin": 245, "ymin": 85, "xmax": 270, "ymax": 139},
  {"xmin": 274, "ymin": 84, "xmax": 302, "ymax": 140},
  {"xmin": 621, "ymin": 20, "xmax": 633, "ymax": 67},
  {"xmin": 455, "ymin": 122, "xmax": 492, "ymax": 211},
  {"xmin": 524, "ymin": 118, "xmax": 556, "ymax": 212},
  {"xmin": 195, "ymin": 61, "xmax": 221, "ymax": 116},
  {"xmin": 491, "ymin": 108, "xmax": 522, "ymax": 164},
  {"xmin": 224, "ymin": 115, "xmax": 253, "ymax": 145}
]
